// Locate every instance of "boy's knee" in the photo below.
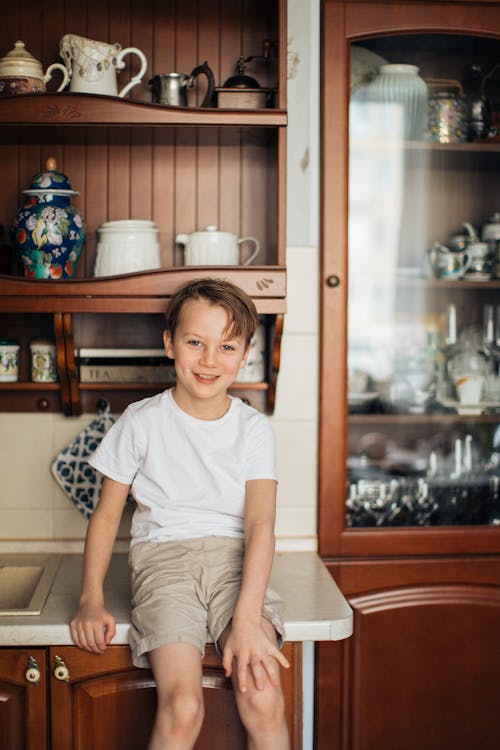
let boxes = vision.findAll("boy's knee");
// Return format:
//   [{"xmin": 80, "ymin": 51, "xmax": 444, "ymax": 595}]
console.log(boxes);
[
  {"xmin": 238, "ymin": 684, "xmax": 285, "ymax": 731},
  {"xmin": 157, "ymin": 689, "xmax": 204, "ymax": 737}
]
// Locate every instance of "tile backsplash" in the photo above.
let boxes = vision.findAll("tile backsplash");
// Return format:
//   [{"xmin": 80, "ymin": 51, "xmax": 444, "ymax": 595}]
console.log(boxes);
[{"xmin": 0, "ymin": 247, "xmax": 319, "ymax": 550}]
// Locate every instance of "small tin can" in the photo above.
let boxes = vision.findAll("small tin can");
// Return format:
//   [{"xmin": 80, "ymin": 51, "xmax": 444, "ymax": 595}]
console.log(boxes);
[
  {"xmin": 30, "ymin": 339, "xmax": 58, "ymax": 382},
  {"xmin": 0, "ymin": 340, "xmax": 20, "ymax": 381}
]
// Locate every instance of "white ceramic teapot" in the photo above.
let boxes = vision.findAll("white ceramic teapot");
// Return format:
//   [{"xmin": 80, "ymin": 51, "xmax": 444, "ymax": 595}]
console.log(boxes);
[
  {"xmin": 176, "ymin": 226, "xmax": 260, "ymax": 266},
  {"xmin": 59, "ymin": 34, "xmax": 147, "ymax": 97},
  {"xmin": 0, "ymin": 40, "xmax": 69, "ymax": 96}
]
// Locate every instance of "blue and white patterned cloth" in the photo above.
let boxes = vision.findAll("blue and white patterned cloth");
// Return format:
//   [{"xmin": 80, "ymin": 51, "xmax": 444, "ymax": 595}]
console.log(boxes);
[{"xmin": 51, "ymin": 405, "xmax": 116, "ymax": 519}]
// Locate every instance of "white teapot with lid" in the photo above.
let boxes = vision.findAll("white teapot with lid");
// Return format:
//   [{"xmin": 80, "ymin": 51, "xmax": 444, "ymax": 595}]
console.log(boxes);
[
  {"xmin": 176, "ymin": 226, "xmax": 260, "ymax": 266},
  {"xmin": 0, "ymin": 40, "xmax": 69, "ymax": 96}
]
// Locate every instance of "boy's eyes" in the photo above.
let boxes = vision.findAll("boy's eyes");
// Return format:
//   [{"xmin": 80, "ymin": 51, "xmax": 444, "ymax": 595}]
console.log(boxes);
[{"xmin": 185, "ymin": 339, "xmax": 239, "ymax": 352}]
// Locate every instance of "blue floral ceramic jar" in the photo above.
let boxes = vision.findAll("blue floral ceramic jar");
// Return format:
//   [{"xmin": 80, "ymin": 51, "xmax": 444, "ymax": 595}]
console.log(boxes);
[{"xmin": 12, "ymin": 157, "xmax": 85, "ymax": 279}]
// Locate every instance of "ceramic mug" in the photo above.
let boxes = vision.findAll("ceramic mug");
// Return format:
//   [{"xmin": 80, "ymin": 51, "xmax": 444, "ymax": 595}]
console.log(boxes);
[
  {"xmin": 463, "ymin": 241, "xmax": 491, "ymax": 278},
  {"xmin": 59, "ymin": 34, "xmax": 147, "ymax": 98},
  {"xmin": 454, "ymin": 374, "xmax": 485, "ymax": 404}
]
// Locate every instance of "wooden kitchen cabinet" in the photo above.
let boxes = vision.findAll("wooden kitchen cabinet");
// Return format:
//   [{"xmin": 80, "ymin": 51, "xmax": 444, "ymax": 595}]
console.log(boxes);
[
  {"xmin": 0, "ymin": 643, "xmax": 301, "ymax": 750},
  {"xmin": 318, "ymin": 1, "xmax": 500, "ymax": 748},
  {"xmin": 316, "ymin": 557, "xmax": 500, "ymax": 750},
  {"xmin": 0, "ymin": 648, "xmax": 47, "ymax": 750},
  {"xmin": 0, "ymin": 0, "xmax": 287, "ymax": 416}
]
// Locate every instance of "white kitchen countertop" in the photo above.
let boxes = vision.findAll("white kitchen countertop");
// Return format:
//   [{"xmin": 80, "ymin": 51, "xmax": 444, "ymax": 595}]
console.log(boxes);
[{"xmin": 0, "ymin": 552, "xmax": 353, "ymax": 646}]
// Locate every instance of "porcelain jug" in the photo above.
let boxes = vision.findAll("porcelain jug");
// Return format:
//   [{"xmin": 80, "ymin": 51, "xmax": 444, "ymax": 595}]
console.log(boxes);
[
  {"xmin": 0, "ymin": 40, "xmax": 69, "ymax": 96},
  {"xmin": 176, "ymin": 226, "xmax": 260, "ymax": 266},
  {"xmin": 59, "ymin": 34, "xmax": 147, "ymax": 97},
  {"xmin": 426, "ymin": 241, "xmax": 471, "ymax": 280},
  {"xmin": 149, "ymin": 62, "xmax": 215, "ymax": 107}
]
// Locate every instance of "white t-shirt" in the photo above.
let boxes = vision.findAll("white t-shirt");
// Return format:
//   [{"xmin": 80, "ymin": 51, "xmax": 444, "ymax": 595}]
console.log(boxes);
[{"xmin": 89, "ymin": 389, "xmax": 277, "ymax": 546}]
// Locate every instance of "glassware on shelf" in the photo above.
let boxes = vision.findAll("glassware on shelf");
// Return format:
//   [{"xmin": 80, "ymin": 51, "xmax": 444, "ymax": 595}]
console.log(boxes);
[
  {"xmin": 360, "ymin": 63, "xmax": 429, "ymax": 140},
  {"xmin": 427, "ymin": 79, "xmax": 468, "ymax": 143},
  {"xmin": 438, "ymin": 309, "xmax": 499, "ymax": 414},
  {"xmin": 346, "ymin": 433, "xmax": 500, "ymax": 528}
]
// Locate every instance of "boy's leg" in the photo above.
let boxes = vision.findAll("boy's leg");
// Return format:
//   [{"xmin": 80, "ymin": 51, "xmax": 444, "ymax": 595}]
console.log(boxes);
[
  {"xmin": 148, "ymin": 642, "xmax": 204, "ymax": 750},
  {"xmin": 219, "ymin": 618, "xmax": 290, "ymax": 750}
]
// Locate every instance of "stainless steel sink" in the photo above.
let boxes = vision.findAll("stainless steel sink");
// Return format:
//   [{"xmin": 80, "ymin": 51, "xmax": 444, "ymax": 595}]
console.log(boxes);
[{"xmin": 0, "ymin": 554, "xmax": 61, "ymax": 615}]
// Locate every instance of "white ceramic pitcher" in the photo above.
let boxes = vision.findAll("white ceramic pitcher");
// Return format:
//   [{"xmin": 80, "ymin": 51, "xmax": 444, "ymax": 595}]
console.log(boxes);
[
  {"xmin": 176, "ymin": 226, "xmax": 260, "ymax": 266},
  {"xmin": 59, "ymin": 34, "xmax": 147, "ymax": 97}
]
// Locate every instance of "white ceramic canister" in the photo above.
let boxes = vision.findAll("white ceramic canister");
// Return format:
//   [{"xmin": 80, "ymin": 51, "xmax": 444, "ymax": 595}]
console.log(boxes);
[
  {"xmin": 0, "ymin": 340, "xmax": 20, "ymax": 381},
  {"xmin": 366, "ymin": 63, "xmax": 428, "ymax": 140},
  {"xmin": 94, "ymin": 220, "xmax": 161, "ymax": 276},
  {"xmin": 30, "ymin": 339, "xmax": 58, "ymax": 382}
]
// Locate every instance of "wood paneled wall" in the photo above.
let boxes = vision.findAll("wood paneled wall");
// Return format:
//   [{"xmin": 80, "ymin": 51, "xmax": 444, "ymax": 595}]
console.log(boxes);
[{"xmin": 0, "ymin": 0, "xmax": 280, "ymax": 275}]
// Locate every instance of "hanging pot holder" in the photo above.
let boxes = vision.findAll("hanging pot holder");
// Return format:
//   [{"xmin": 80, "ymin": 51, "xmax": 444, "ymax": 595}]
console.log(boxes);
[{"xmin": 51, "ymin": 403, "xmax": 123, "ymax": 519}]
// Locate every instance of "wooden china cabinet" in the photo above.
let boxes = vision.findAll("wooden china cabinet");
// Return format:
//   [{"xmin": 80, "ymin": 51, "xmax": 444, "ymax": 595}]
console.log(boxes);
[
  {"xmin": 318, "ymin": 2, "xmax": 500, "ymax": 749},
  {"xmin": 0, "ymin": 0, "xmax": 287, "ymax": 417}
]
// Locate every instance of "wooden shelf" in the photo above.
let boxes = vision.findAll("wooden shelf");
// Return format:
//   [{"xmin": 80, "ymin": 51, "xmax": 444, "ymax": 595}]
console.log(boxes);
[
  {"xmin": 0, "ymin": 382, "xmax": 59, "ymax": 391},
  {"xmin": 0, "ymin": 268, "xmax": 287, "ymax": 315},
  {"xmin": 79, "ymin": 381, "xmax": 269, "ymax": 392},
  {"xmin": 0, "ymin": 93, "xmax": 287, "ymax": 128},
  {"xmin": 349, "ymin": 413, "xmax": 500, "ymax": 424},
  {"xmin": 351, "ymin": 275, "xmax": 500, "ymax": 289},
  {"xmin": 350, "ymin": 137, "xmax": 500, "ymax": 153}
]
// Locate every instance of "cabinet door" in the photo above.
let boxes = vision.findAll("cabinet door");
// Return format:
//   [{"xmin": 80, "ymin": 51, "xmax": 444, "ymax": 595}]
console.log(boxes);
[
  {"xmin": 0, "ymin": 648, "xmax": 47, "ymax": 750},
  {"xmin": 49, "ymin": 643, "xmax": 300, "ymax": 750},
  {"xmin": 320, "ymin": 0, "xmax": 500, "ymax": 557},
  {"xmin": 316, "ymin": 558, "xmax": 500, "ymax": 750}
]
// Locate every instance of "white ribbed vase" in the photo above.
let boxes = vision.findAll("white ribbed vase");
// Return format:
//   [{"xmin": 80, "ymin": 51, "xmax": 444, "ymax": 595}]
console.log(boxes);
[{"xmin": 367, "ymin": 64, "xmax": 428, "ymax": 140}]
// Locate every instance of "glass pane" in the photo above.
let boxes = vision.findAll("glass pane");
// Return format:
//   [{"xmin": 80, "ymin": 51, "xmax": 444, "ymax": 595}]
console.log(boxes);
[{"xmin": 347, "ymin": 34, "xmax": 500, "ymax": 528}]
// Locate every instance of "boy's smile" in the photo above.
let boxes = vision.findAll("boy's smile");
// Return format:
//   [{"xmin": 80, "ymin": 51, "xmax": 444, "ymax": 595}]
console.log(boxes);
[{"xmin": 164, "ymin": 297, "xmax": 249, "ymax": 419}]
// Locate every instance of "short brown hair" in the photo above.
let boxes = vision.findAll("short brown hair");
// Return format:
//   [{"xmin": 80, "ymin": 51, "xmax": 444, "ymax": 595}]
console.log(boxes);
[{"xmin": 165, "ymin": 278, "xmax": 259, "ymax": 348}]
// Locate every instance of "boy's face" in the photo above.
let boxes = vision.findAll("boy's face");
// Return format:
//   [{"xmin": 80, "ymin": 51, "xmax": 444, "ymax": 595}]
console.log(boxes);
[{"xmin": 163, "ymin": 298, "xmax": 249, "ymax": 414}]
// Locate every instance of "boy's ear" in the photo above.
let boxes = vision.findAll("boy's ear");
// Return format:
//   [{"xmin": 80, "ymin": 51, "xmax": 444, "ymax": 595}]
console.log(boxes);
[{"xmin": 163, "ymin": 330, "xmax": 174, "ymax": 358}]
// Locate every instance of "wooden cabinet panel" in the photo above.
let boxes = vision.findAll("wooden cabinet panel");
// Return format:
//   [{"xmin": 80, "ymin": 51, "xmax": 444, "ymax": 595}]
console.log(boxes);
[
  {"xmin": 316, "ymin": 559, "xmax": 500, "ymax": 750},
  {"xmin": 0, "ymin": 648, "xmax": 47, "ymax": 750},
  {"xmin": 49, "ymin": 643, "xmax": 301, "ymax": 750}
]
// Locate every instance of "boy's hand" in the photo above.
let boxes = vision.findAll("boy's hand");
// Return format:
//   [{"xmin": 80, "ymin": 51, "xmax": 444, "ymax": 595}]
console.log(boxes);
[
  {"xmin": 69, "ymin": 602, "xmax": 116, "ymax": 654},
  {"xmin": 222, "ymin": 619, "xmax": 290, "ymax": 693}
]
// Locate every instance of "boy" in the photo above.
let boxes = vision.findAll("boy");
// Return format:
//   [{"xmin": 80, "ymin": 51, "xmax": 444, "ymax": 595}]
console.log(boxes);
[{"xmin": 70, "ymin": 278, "xmax": 290, "ymax": 750}]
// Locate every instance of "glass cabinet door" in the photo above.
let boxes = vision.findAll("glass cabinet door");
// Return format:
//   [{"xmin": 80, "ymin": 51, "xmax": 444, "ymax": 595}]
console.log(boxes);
[{"xmin": 346, "ymin": 33, "xmax": 500, "ymax": 529}]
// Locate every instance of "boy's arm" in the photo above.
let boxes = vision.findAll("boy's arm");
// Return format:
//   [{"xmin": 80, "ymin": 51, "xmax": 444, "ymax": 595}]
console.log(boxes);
[
  {"xmin": 69, "ymin": 476, "xmax": 130, "ymax": 654},
  {"xmin": 222, "ymin": 478, "xmax": 290, "ymax": 692}
]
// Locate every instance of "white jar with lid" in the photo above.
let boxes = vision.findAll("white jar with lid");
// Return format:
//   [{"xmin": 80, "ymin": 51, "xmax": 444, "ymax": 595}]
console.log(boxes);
[
  {"xmin": 30, "ymin": 339, "xmax": 58, "ymax": 382},
  {"xmin": 0, "ymin": 340, "xmax": 20, "ymax": 381}
]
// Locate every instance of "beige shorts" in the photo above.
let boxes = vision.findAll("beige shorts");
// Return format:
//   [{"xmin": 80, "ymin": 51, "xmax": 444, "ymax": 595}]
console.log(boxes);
[{"xmin": 128, "ymin": 536, "xmax": 285, "ymax": 668}]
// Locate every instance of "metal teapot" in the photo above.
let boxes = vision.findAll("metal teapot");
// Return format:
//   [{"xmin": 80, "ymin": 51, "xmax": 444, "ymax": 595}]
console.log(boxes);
[
  {"xmin": 426, "ymin": 241, "xmax": 471, "ymax": 280},
  {"xmin": 149, "ymin": 61, "xmax": 215, "ymax": 107}
]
